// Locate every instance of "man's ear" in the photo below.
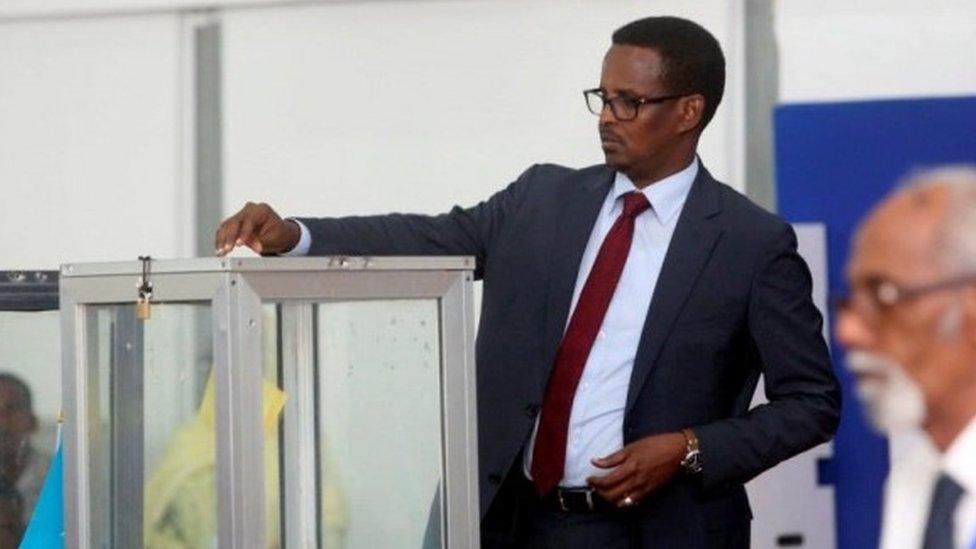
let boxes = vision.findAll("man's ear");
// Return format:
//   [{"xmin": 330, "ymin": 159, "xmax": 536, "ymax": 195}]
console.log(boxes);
[{"xmin": 676, "ymin": 94, "xmax": 705, "ymax": 133}]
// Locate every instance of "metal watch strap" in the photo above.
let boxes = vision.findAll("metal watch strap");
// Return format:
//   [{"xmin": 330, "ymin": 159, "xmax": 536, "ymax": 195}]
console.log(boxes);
[{"xmin": 680, "ymin": 428, "xmax": 703, "ymax": 475}]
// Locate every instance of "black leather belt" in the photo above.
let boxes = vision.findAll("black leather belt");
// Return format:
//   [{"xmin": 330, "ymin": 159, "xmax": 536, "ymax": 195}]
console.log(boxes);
[
  {"xmin": 517, "ymin": 472, "xmax": 621, "ymax": 513},
  {"xmin": 539, "ymin": 486, "xmax": 618, "ymax": 513}
]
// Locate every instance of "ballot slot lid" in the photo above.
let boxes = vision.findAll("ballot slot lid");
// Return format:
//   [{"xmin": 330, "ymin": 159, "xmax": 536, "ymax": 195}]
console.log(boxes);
[{"xmin": 59, "ymin": 257, "xmax": 478, "ymax": 549}]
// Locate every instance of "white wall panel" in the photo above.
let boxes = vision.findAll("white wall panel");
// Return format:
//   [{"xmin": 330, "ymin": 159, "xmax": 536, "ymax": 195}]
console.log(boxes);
[
  {"xmin": 221, "ymin": 0, "xmax": 741, "ymax": 225},
  {"xmin": 0, "ymin": 0, "xmax": 295, "ymax": 20},
  {"xmin": 0, "ymin": 15, "xmax": 186, "ymax": 270},
  {"xmin": 776, "ymin": 0, "xmax": 976, "ymax": 103}
]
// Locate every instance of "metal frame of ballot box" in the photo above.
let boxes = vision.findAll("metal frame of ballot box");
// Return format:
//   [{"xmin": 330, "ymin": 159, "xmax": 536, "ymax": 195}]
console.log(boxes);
[{"xmin": 59, "ymin": 257, "xmax": 479, "ymax": 549}]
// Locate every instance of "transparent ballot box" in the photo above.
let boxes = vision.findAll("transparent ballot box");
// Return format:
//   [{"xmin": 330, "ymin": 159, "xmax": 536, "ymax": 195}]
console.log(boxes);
[{"xmin": 59, "ymin": 257, "xmax": 478, "ymax": 549}]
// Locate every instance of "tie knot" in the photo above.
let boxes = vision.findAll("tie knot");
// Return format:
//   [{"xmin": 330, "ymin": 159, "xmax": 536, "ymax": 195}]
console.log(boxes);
[{"xmin": 622, "ymin": 192, "xmax": 651, "ymax": 219}]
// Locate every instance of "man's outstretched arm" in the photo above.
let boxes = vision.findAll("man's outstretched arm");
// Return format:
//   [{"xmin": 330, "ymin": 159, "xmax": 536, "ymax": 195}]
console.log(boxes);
[{"xmin": 215, "ymin": 165, "xmax": 539, "ymax": 278}]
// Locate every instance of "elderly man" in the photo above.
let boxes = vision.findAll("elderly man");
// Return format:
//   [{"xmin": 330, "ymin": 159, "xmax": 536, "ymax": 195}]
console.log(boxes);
[{"xmin": 837, "ymin": 165, "xmax": 976, "ymax": 549}]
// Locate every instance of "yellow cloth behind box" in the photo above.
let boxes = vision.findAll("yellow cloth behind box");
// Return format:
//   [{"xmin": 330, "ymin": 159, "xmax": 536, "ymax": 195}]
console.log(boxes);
[{"xmin": 143, "ymin": 372, "xmax": 348, "ymax": 548}]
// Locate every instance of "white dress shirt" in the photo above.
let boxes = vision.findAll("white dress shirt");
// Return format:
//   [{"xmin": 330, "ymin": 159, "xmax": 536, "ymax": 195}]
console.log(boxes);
[
  {"xmin": 285, "ymin": 219, "xmax": 313, "ymax": 257},
  {"xmin": 523, "ymin": 159, "xmax": 698, "ymax": 487},
  {"xmin": 881, "ymin": 418, "xmax": 976, "ymax": 549}
]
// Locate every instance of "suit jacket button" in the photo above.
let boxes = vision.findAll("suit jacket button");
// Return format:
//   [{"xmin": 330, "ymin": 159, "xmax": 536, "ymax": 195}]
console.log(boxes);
[
  {"xmin": 488, "ymin": 473, "xmax": 502, "ymax": 486},
  {"xmin": 524, "ymin": 403, "xmax": 540, "ymax": 418}
]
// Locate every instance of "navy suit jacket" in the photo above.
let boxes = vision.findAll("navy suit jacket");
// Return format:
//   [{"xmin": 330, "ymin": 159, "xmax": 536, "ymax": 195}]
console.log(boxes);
[{"xmin": 297, "ymin": 162, "xmax": 841, "ymax": 545}]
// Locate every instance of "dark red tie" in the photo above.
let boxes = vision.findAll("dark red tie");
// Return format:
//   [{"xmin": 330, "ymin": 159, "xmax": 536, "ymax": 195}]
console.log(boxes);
[{"xmin": 531, "ymin": 191, "xmax": 651, "ymax": 495}]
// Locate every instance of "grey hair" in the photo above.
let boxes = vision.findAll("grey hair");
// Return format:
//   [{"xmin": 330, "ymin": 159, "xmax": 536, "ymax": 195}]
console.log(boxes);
[{"xmin": 899, "ymin": 165, "xmax": 976, "ymax": 277}]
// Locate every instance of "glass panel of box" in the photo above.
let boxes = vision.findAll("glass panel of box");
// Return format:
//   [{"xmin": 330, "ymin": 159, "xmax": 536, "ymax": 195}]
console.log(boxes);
[{"xmin": 58, "ymin": 258, "xmax": 477, "ymax": 549}]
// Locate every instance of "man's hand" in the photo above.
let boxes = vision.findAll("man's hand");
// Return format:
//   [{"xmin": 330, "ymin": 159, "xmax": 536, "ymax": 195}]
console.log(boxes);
[
  {"xmin": 586, "ymin": 432, "xmax": 686, "ymax": 507},
  {"xmin": 214, "ymin": 202, "xmax": 301, "ymax": 256}
]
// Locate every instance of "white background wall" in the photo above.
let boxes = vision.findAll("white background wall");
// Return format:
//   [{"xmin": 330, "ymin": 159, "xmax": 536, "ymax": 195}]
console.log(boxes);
[
  {"xmin": 0, "ymin": 13, "xmax": 191, "ymax": 451},
  {"xmin": 776, "ymin": 0, "xmax": 976, "ymax": 103},
  {"xmin": 0, "ymin": 14, "xmax": 191, "ymax": 270},
  {"xmin": 3, "ymin": 0, "xmax": 976, "ymax": 546},
  {"xmin": 220, "ymin": 0, "xmax": 741, "ymax": 222}
]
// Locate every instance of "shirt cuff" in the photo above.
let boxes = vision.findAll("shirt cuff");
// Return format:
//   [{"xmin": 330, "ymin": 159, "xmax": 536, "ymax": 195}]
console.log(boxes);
[{"xmin": 282, "ymin": 219, "xmax": 311, "ymax": 256}]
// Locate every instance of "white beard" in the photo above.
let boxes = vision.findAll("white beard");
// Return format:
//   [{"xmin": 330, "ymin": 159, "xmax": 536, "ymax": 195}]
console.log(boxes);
[{"xmin": 846, "ymin": 350, "xmax": 926, "ymax": 434}]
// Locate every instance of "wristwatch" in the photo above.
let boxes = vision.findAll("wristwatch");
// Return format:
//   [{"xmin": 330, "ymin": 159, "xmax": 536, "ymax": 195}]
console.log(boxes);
[{"xmin": 680, "ymin": 428, "xmax": 703, "ymax": 475}]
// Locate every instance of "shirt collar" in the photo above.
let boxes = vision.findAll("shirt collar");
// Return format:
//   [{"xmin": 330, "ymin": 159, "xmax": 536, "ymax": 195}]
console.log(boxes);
[
  {"xmin": 943, "ymin": 413, "xmax": 976, "ymax": 495},
  {"xmin": 610, "ymin": 157, "xmax": 699, "ymax": 225}
]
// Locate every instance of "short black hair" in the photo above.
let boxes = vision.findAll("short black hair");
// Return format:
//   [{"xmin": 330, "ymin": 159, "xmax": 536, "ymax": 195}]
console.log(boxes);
[
  {"xmin": 0, "ymin": 373, "xmax": 33, "ymax": 413},
  {"xmin": 612, "ymin": 16, "xmax": 725, "ymax": 130}
]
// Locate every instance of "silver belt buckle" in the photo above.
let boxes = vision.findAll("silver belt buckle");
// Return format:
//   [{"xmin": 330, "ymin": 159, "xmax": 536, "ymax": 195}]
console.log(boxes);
[
  {"xmin": 585, "ymin": 489, "xmax": 595, "ymax": 511},
  {"xmin": 557, "ymin": 489, "xmax": 568, "ymax": 512}
]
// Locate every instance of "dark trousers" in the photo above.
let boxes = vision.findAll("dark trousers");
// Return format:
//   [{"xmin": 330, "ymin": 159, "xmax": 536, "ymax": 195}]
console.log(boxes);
[{"xmin": 480, "ymin": 466, "xmax": 751, "ymax": 549}]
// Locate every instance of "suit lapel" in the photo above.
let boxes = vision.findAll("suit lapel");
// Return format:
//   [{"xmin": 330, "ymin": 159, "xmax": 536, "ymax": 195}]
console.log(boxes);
[
  {"xmin": 625, "ymin": 167, "xmax": 724, "ymax": 412},
  {"xmin": 540, "ymin": 167, "xmax": 615, "ymax": 380}
]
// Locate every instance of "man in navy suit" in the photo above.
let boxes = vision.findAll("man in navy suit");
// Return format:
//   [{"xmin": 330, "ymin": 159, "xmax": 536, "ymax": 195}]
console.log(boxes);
[{"xmin": 216, "ymin": 16, "xmax": 840, "ymax": 548}]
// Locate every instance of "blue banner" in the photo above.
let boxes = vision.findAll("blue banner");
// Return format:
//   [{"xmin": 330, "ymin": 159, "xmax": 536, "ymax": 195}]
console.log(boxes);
[
  {"xmin": 20, "ymin": 431, "xmax": 63, "ymax": 549},
  {"xmin": 775, "ymin": 95, "xmax": 976, "ymax": 549}
]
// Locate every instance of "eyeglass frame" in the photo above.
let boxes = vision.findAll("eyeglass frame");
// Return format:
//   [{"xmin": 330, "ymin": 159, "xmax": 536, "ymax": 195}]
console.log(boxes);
[
  {"xmin": 582, "ymin": 87, "xmax": 687, "ymax": 121},
  {"xmin": 834, "ymin": 273, "xmax": 976, "ymax": 322}
]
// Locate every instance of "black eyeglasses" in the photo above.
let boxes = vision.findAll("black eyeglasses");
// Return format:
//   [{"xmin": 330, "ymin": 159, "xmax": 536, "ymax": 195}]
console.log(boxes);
[
  {"xmin": 834, "ymin": 273, "xmax": 976, "ymax": 323},
  {"xmin": 583, "ymin": 88, "xmax": 685, "ymax": 121}
]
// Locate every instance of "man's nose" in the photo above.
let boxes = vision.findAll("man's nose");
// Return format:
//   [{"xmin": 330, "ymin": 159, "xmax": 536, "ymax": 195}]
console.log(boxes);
[
  {"xmin": 835, "ymin": 307, "xmax": 873, "ymax": 351},
  {"xmin": 598, "ymin": 102, "xmax": 617, "ymax": 125}
]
